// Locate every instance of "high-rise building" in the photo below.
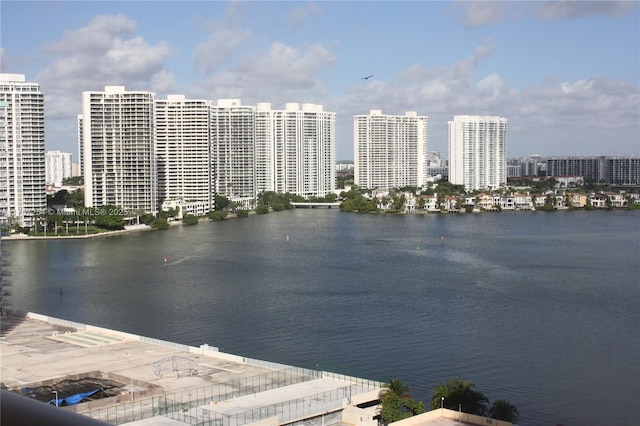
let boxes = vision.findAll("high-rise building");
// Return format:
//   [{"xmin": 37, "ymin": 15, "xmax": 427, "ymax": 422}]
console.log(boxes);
[
  {"xmin": 210, "ymin": 99, "xmax": 256, "ymax": 209},
  {"xmin": 256, "ymin": 103, "xmax": 336, "ymax": 197},
  {"xmin": 80, "ymin": 93, "xmax": 337, "ymax": 214},
  {"xmin": 545, "ymin": 156, "xmax": 603, "ymax": 182},
  {"xmin": 354, "ymin": 110, "xmax": 428, "ymax": 190},
  {"xmin": 81, "ymin": 86, "xmax": 157, "ymax": 213},
  {"xmin": 545, "ymin": 155, "xmax": 639, "ymax": 184},
  {"xmin": 605, "ymin": 156, "xmax": 639, "ymax": 185},
  {"xmin": 519, "ymin": 155, "xmax": 543, "ymax": 177},
  {"xmin": 155, "ymin": 95, "xmax": 214, "ymax": 212},
  {"xmin": 0, "ymin": 73, "xmax": 46, "ymax": 226},
  {"xmin": 448, "ymin": 115, "xmax": 507, "ymax": 191},
  {"xmin": 45, "ymin": 151, "xmax": 73, "ymax": 187}
]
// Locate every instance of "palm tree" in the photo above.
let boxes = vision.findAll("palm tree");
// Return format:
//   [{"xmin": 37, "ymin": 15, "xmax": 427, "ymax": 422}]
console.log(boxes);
[
  {"xmin": 383, "ymin": 378, "xmax": 411, "ymax": 398},
  {"xmin": 379, "ymin": 379, "xmax": 424, "ymax": 424},
  {"xmin": 430, "ymin": 378, "xmax": 488, "ymax": 416},
  {"xmin": 430, "ymin": 380, "xmax": 452, "ymax": 409},
  {"xmin": 489, "ymin": 399, "xmax": 519, "ymax": 423}
]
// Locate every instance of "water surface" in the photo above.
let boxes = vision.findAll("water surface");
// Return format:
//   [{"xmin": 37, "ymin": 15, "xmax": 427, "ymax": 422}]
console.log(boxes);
[{"xmin": 6, "ymin": 209, "xmax": 640, "ymax": 425}]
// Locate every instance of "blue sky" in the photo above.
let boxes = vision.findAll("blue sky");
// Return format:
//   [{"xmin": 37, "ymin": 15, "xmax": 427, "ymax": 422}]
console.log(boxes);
[{"xmin": 2, "ymin": 1, "xmax": 639, "ymax": 161}]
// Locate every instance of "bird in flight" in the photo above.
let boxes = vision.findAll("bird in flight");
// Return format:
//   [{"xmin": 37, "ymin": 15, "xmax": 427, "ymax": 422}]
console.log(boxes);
[{"xmin": 360, "ymin": 74, "xmax": 374, "ymax": 80}]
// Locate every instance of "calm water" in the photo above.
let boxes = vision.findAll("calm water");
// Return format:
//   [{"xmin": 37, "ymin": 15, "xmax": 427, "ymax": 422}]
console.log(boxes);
[{"xmin": 5, "ymin": 209, "xmax": 640, "ymax": 425}]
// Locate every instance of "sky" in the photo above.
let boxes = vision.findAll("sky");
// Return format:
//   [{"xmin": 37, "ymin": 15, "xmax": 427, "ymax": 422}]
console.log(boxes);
[{"xmin": 1, "ymin": 1, "xmax": 639, "ymax": 161}]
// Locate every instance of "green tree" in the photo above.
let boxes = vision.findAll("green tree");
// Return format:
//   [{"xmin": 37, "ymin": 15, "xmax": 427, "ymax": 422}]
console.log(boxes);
[
  {"xmin": 47, "ymin": 190, "xmax": 68, "ymax": 208},
  {"xmin": 255, "ymin": 204, "xmax": 269, "ymax": 214},
  {"xmin": 430, "ymin": 379, "xmax": 488, "ymax": 416},
  {"xmin": 208, "ymin": 211, "xmax": 228, "ymax": 221},
  {"xmin": 151, "ymin": 218, "xmax": 170, "ymax": 229},
  {"xmin": 385, "ymin": 379, "xmax": 411, "ymax": 398},
  {"xmin": 236, "ymin": 209, "xmax": 249, "ymax": 218},
  {"xmin": 339, "ymin": 190, "xmax": 377, "ymax": 213},
  {"xmin": 62, "ymin": 176, "xmax": 84, "ymax": 185},
  {"xmin": 139, "ymin": 213, "xmax": 156, "ymax": 225},
  {"xmin": 379, "ymin": 379, "xmax": 425, "ymax": 424},
  {"xmin": 214, "ymin": 194, "xmax": 230, "ymax": 211},
  {"xmin": 158, "ymin": 207, "xmax": 179, "ymax": 220},
  {"xmin": 93, "ymin": 206, "xmax": 125, "ymax": 230},
  {"xmin": 182, "ymin": 214, "xmax": 199, "ymax": 225},
  {"xmin": 257, "ymin": 191, "xmax": 295, "ymax": 210},
  {"xmin": 392, "ymin": 193, "xmax": 406, "ymax": 211},
  {"xmin": 489, "ymin": 399, "xmax": 519, "ymax": 423},
  {"xmin": 65, "ymin": 189, "xmax": 85, "ymax": 209}
]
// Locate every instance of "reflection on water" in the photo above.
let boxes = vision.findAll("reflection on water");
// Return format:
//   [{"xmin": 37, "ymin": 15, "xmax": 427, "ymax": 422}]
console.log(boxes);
[{"xmin": 6, "ymin": 209, "xmax": 640, "ymax": 425}]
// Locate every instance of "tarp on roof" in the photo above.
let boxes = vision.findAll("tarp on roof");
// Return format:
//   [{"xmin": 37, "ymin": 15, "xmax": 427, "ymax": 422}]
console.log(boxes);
[{"xmin": 48, "ymin": 389, "xmax": 100, "ymax": 406}]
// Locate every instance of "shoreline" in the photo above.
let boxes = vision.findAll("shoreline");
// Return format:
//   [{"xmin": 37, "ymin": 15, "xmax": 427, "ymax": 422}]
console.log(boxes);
[
  {"xmin": 0, "ymin": 214, "xmax": 238, "ymax": 241},
  {"xmin": 1, "ymin": 224, "xmax": 153, "ymax": 241},
  {"xmin": 2, "ymin": 207, "xmax": 635, "ymax": 241}
]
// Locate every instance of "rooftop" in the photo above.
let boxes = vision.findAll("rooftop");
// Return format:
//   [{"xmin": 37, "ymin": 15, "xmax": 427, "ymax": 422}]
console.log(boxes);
[{"xmin": 0, "ymin": 312, "xmax": 383, "ymax": 425}]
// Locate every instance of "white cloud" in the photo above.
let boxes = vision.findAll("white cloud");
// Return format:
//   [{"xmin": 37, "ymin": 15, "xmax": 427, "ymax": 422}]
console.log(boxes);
[
  {"xmin": 525, "ymin": 78, "xmax": 639, "ymax": 127},
  {"xmin": 193, "ymin": 26, "xmax": 253, "ymax": 74},
  {"xmin": 533, "ymin": 1, "xmax": 637, "ymax": 20},
  {"xmin": 44, "ymin": 14, "xmax": 137, "ymax": 55},
  {"xmin": 34, "ymin": 14, "xmax": 174, "ymax": 120},
  {"xmin": 288, "ymin": 2, "xmax": 323, "ymax": 29},
  {"xmin": 477, "ymin": 73, "xmax": 505, "ymax": 99},
  {"xmin": 150, "ymin": 69, "xmax": 178, "ymax": 94},
  {"xmin": 449, "ymin": 1, "xmax": 636, "ymax": 29},
  {"xmin": 192, "ymin": 3, "xmax": 253, "ymax": 74},
  {"xmin": 450, "ymin": 0, "xmax": 513, "ymax": 28},
  {"xmin": 560, "ymin": 79, "xmax": 594, "ymax": 94},
  {"xmin": 332, "ymin": 39, "xmax": 639, "ymax": 158},
  {"xmin": 25, "ymin": 8, "xmax": 637, "ymax": 158},
  {"xmin": 192, "ymin": 41, "xmax": 336, "ymax": 105}
]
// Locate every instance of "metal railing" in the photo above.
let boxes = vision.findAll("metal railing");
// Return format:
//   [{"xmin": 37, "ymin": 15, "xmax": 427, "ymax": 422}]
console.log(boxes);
[{"xmin": 84, "ymin": 368, "xmax": 383, "ymax": 425}]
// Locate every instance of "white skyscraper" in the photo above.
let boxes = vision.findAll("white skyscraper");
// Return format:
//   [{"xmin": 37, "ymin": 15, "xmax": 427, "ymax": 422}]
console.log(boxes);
[
  {"xmin": 256, "ymin": 103, "xmax": 335, "ymax": 197},
  {"xmin": 45, "ymin": 151, "xmax": 73, "ymax": 187},
  {"xmin": 448, "ymin": 115, "xmax": 507, "ymax": 191},
  {"xmin": 155, "ymin": 95, "xmax": 214, "ymax": 212},
  {"xmin": 0, "ymin": 73, "xmax": 46, "ymax": 226},
  {"xmin": 354, "ymin": 110, "xmax": 428, "ymax": 190},
  {"xmin": 210, "ymin": 99, "xmax": 256, "ymax": 208},
  {"xmin": 81, "ymin": 86, "xmax": 157, "ymax": 213}
]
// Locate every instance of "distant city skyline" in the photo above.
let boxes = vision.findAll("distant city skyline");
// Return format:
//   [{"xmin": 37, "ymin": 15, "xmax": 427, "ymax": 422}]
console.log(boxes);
[{"xmin": 1, "ymin": 1, "xmax": 638, "ymax": 161}]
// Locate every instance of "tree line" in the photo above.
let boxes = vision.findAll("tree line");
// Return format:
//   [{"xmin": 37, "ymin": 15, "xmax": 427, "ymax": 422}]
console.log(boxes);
[{"xmin": 379, "ymin": 378, "xmax": 519, "ymax": 424}]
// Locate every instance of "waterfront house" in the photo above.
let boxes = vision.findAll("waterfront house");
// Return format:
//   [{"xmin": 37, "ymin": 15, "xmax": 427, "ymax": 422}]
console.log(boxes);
[
  {"xmin": 588, "ymin": 194, "xmax": 608, "ymax": 208},
  {"xmin": 568, "ymin": 193, "xmax": 588, "ymax": 208},
  {"xmin": 628, "ymin": 193, "xmax": 640, "ymax": 205},
  {"xmin": 476, "ymin": 193, "xmax": 496, "ymax": 210},
  {"xmin": 512, "ymin": 192, "xmax": 533, "ymax": 210},
  {"xmin": 444, "ymin": 196, "xmax": 459, "ymax": 211},
  {"xmin": 606, "ymin": 192, "xmax": 627, "ymax": 208},
  {"xmin": 419, "ymin": 194, "xmax": 439, "ymax": 212}
]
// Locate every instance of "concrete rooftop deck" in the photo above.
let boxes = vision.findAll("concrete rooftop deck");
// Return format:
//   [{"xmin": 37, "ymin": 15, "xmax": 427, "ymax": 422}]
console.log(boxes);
[
  {"xmin": 0, "ymin": 312, "xmax": 383, "ymax": 426},
  {"xmin": 0, "ymin": 314, "xmax": 270, "ymax": 394}
]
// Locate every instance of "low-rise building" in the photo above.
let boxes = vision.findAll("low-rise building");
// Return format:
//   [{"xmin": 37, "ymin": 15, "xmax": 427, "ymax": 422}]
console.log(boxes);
[{"xmin": 567, "ymin": 193, "xmax": 588, "ymax": 208}]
